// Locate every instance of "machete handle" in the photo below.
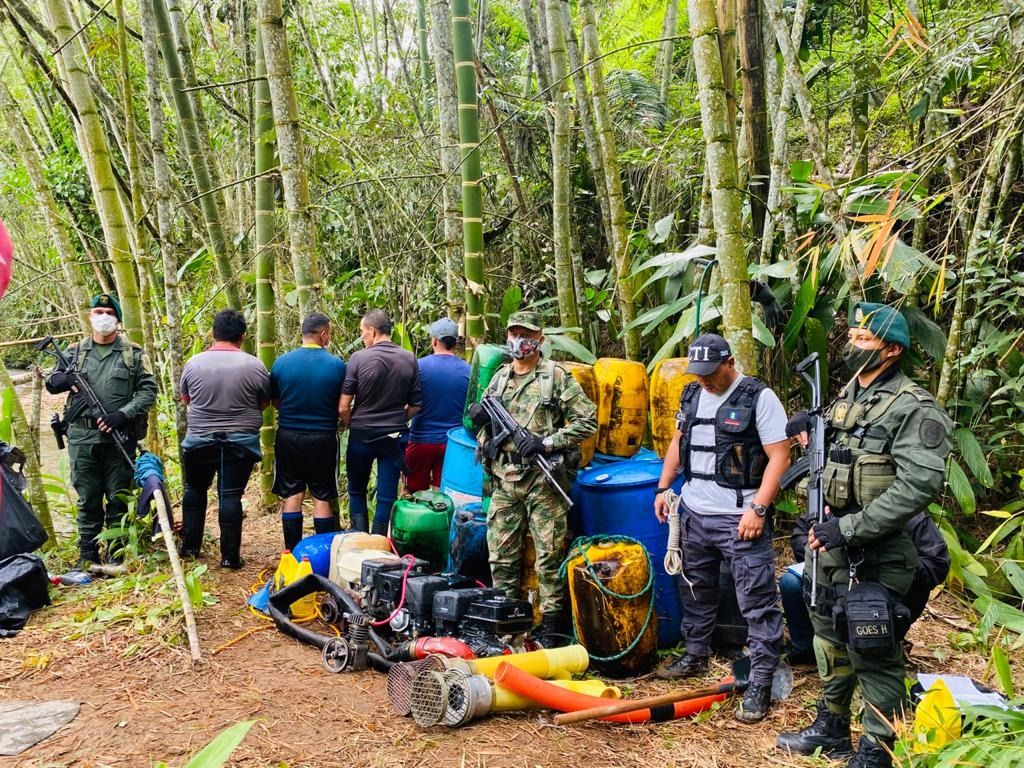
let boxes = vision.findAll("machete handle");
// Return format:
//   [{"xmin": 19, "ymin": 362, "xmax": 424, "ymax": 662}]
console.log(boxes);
[{"xmin": 552, "ymin": 679, "xmax": 739, "ymax": 726}]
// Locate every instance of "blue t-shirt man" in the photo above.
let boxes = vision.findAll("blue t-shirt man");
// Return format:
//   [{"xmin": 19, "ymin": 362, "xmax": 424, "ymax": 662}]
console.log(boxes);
[
  {"xmin": 270, "ymin": 346, "xmax": 347, "ymax": 432},
  {"xmin": 406, "ymin": 318, "xmax": 470, "ymax": 492}
]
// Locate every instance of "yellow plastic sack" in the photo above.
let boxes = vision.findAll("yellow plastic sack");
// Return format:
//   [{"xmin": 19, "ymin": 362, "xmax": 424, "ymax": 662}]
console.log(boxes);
[{"xmin": 913, "ymin": 678, "xmax": 962, "ymax": 753}]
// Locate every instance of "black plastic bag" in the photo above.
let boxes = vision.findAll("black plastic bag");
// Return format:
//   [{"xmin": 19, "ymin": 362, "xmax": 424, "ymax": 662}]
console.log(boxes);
[
  {"xmin": 0, "ymin": 554, "xmax": 51, "ymax": 636},
  {"xmin": 0, "ymin": 443, "xmax": 47, "ymax": 560}
]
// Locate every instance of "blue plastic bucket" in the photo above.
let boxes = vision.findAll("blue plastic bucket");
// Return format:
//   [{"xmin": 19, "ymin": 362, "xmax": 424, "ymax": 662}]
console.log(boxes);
[{"xmin": 439, "ymin": 427, "xmax": 484, "ymax": 508}]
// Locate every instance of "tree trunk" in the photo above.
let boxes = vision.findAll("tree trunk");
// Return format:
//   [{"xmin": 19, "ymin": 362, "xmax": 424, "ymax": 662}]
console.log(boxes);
[
  {"xmin": 429, "ymin": 0, "xmax": 463, "ymax": 318},
  {"xmin": 416, "ymin": 0, "xmax": 432, "ymax": 104},
  {"xmin": 153, "ymin": 0, "xmax": 244, "ymax": 311},
  {"xmin": 544, "ymin": 0, "xmax": 582, "ymax": 338},
  {"xmin": 258, "ymin": 0, "xmax": 324, "ymax": 316},
  {"xmin": 451, "ymin": 0, "xmax": 486, "ymax": 344},
  {"xmin": 255, "ymin": 26, "xmax": 279, "ymax": 509},
  {"xmin": 518, "ymin": 0, "xmax": 552, "ymax": 95},
  {"xmin": 140, "ymin": 0, "xmax": 187, "ymax": 451},
  {"xmin": 43, "ymin": 0, "xmax": 144, "ymax": 342},
  {"xmin": 688, "ymin": 0, "xmax": 756, "ymax": 372},
  {"xmin": 0, "ymin": 361, "xmax": 55, "ymax": 547},
  {"xmin": 738, "ymin": 0, "xmax": 769, "ymax": 251},
  {"xmin": 656, "ymin": 0, "xmax": 678, "ymax": 105},
  {"xmin": 581, "ymin": 0, "xmax": 640, "ymax": 358},
  {"xmin": 850, "ymin": 0, "xmax": 870, "ymax": 179},
  {"xmin": 716, "ymin": 0, "xmax": 737, "ymax": 137}
]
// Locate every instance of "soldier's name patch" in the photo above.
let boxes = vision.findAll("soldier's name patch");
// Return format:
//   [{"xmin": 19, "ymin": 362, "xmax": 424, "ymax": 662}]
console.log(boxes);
[{"xmin": 920, "ymin": 418, "xmax": 946, "ymax": 449}]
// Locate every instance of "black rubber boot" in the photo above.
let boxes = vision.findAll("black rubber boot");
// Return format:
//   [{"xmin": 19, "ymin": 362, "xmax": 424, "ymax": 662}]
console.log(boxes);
[
  {"xmin": 847, "ymin": 736, "xmax": 894, "ymax": 768},
  {"xmin": 350, "ymin": 512, "xmax": 369, "ymax": 534},
  {"xmin": 282, "ymin": 512, "xmax": 303, "ymax": 551},
  {"xmin": 655, "ymin": 653, "xmax": 710, "ymax": 680},
  {"xmin": 219, "ymin": 523, "xmax": 245, "ymax": 569},
  {"xmin": 784, "ymin": 642, "xmax": 816, "ymax": 667},
  {"xmin": 776, "ymin": 699, "xmax": 853, "ymax": 758},
  {"xmin": 313, "ymin": 514, "xmax": 340, "ymax": 535},
  {"xmin": 734, "ymin": 682, "xmax": 772, "ymax": 723},
  {"xmin": 78, "ymin": 547, "xmax": 100, "ymax": 570},
  {"xmin": 533, "ymin": 613, "xmax": 572, "ymax": 648}
]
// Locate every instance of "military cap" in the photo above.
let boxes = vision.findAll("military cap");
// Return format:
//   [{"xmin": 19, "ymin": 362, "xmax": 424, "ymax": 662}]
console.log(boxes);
[
  {"xmin": 850, "ymin": 302, "xmax": 910, "ymax": 349},
  {"xmin": 506, "ymin": 311, "xmax": 542, "ymax": 332},
  {"xmin": 90, "ymin": 293, "xmax": 123, "ymax": 321}
]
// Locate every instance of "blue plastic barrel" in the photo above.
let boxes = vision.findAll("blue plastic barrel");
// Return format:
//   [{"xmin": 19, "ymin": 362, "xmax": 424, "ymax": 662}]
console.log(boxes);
[
  {"xmin": 440, "ymin": 427, "xmax": 484, "ymax": 508},
  {"xmin": 587, "ymin": 446, "xmax": 658, "ymax": 468},
  {"xmin": 447, "ymin": 502, "xmax": 491, "ymax": 584},
  {"xmin": 573, "ymin": 460, "xmax": 684, "ymax": 648},
  {"xmin": 291, "ymin": 531, "xmax": 346, "ymax": 577}
]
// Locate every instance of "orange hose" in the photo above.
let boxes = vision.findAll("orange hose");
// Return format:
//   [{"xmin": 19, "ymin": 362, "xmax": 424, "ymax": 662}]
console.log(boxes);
[{"xmin": 493, "ymin": 662, "xmax": 727, "ymax": 723}]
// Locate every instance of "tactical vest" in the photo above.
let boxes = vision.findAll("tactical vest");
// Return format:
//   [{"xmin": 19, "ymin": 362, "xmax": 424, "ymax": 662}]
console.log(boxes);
[
  {"xmin": 67, "ymin": 336, "xmax": 148, "ymax": 440},
  {"xmin": 490, "ymin": 358, "xmax": 563, "ymax": 434},
  {"xmin": 676, "ymin": 377, "xmax": 768, "ymax": 507},
  {"xmin": 823, "ymin": 376, "xmax": 930, "ymax": 513}
]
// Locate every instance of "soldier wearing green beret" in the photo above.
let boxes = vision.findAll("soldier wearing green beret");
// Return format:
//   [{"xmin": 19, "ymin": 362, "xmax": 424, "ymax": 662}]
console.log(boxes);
[
  {"xmin": 469, "ymin": 311, "xmax": 597, "ymax": 643},
  {"xmin": 777, "ymin": 302, "xmax": 953, "ymax": 768},
  {"xmin": 45, "ymin": 294, "xmax": 157, "ymax": 566}
]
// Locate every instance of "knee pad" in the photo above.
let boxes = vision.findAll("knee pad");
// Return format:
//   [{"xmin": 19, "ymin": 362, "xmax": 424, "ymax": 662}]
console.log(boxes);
[{"xmin": 813, "ymin": 635, "xmax": 853, "ymax": 682}]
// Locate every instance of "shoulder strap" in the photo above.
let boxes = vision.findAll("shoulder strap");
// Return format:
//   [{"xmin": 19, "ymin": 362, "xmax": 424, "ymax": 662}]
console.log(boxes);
[
  {"xmin": 728, "ymin": 376, "xmax": 766, "ymax": 408},
  {"xmin": 680, "ymin": 381, "xmax": 701, "ymax": 412},
  {"xmin": 867, "ymin": 376, "xmax": 932, "ymax": 421},
  {"xmin": 539, "ymin": 358, "xmax": 558, "ymax": 404},
  {"xmin": 492, "ymin": 363, "xmax": 513, "ymax": 398}
]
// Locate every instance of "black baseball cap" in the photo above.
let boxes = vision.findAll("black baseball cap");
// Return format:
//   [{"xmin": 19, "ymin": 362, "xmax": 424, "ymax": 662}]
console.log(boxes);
[{"xmin": 685, "ymin": 333, "xmax": 732, "ymax": 375}]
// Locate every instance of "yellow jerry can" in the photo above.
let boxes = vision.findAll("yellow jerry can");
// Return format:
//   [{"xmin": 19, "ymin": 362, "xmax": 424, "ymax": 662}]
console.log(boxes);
[
  {"xmin": 560, "ymin": 361, "xmax": 598, "ymax": 467},
  {"xmin": 567, "ymin": 538, "xmax": 658, "ymax": 678},
  {"xmin": 593, "ymin": 358, "xmax": 649, "ymax": 457},
  {"xmin": 649, "ymin": 358, "xmax": 697, "ymax": 458}
]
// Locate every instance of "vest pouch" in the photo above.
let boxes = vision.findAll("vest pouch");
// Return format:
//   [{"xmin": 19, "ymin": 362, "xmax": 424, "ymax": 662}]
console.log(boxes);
[
  {"xmin": 844, "ymin": 582, "xmax": 896, "ymax": 655},
  {"xmin": 823, "ymin": 459, "xmax": 854, "ymax": 509},
  {"xmin": 853, "ymin": 454, "xmax": 896, "ymax": 507}
]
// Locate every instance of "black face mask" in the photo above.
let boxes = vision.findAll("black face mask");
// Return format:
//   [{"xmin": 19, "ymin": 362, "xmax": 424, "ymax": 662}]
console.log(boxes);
[{"xmin": 842, "ymin": 343, "xmax": 888, "ymax": 376}]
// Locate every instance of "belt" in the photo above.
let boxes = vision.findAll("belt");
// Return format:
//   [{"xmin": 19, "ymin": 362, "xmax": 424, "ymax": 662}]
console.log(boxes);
[{"xmin": 500, "ymin": 451, "xmax": 526, "ymax": 465}]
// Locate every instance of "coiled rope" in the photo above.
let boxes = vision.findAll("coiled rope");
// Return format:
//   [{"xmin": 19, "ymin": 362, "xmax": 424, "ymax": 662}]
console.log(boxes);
[
  {"xmin": 558, "ymin": 535, "xmax": 655, "ymax": 662},
  {"xmin": 661, "ymin": 489, "xmax": 696, "ymax": 599}
]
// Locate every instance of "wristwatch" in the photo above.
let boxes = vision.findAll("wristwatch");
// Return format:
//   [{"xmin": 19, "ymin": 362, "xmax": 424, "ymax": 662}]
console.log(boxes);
[
  {"xmin": 542, "ymin": 436, "xmax": 555, "ymax": 453},
  {"xmin": 751, "ymin": 503, "xmax": 768, "ymax": 518}
]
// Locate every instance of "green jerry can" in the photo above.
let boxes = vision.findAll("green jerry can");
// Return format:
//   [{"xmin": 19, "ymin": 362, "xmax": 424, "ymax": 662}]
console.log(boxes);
[
  {"xmin": 462, "ymin": 343, "xmax": 512, "ymax": 430},
  {"xmin": 391, "ymin": 490, "xmax": 455, "ymax": 569}
]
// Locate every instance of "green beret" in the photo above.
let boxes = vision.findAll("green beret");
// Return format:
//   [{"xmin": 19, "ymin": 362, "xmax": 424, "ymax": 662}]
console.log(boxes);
[
  {"xmin": 90, "ymin": 293, "xmax": 123, "ymax": 321},
  {"xmin": 507, "ymin": 311, "xmax": 542, "ymax": 332},
  {"xmin": 850, "ymin": 302, "xmax": 909, "ymax": 349}
]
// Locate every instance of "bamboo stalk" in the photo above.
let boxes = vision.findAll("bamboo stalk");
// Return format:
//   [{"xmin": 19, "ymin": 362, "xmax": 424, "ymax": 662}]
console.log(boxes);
[{"xmin": 154, "ymin": 492, "xmax": 202, "ymax": 661}]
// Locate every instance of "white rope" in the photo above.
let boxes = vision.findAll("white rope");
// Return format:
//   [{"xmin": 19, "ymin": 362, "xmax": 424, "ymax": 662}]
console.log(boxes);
[{"xmin": 662, "ymin": 489, "xmax": 696, "ymax": 599}]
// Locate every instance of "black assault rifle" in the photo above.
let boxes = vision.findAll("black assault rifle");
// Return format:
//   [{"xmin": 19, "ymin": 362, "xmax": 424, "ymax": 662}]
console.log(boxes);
[
  {"xmin": 795, "ymin": 352, "xmax": 826, "ymax": 609},
  {"xmin": 35, "ymin": 335, "xmax": 135, "ymax": 469},
  {"xmin": 478, "ymin": 394, "xmax": 574, "ymax": 507}
]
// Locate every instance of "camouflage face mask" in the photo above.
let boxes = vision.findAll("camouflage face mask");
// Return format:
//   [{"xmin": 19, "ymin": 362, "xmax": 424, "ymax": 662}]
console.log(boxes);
[{"xmin": 508, "ymin": 335, "xmax": 541, "ymax": 360}]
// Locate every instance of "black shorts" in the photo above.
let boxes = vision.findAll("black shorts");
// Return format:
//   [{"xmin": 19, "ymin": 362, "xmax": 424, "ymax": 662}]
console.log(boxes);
[{"xmin": 272, "ymin": 428, "xmax": 340, "ymax": 501}]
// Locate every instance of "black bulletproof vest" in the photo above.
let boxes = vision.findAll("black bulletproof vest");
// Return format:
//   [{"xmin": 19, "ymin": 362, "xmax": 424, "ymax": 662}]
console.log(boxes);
[{"xmin": 676, "ymin": 377, "xmax": 769, "ymax": 507}]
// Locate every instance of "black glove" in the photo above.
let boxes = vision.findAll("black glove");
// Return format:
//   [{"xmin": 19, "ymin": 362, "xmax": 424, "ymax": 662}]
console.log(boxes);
[
  {"xmin": 750, "ymin": 279, "xmax": 784, "ymax": 329},
  {"xmin": 46, "ymin": 370, "xmax": 72, "ymax": 394},
  {"xmin": 467, "ymin": 402, "xmax": 489, "ymax": 428},
  {"xmin": 100, "ymin": 410, "xmax": 130, "ymax": 431},
  {"xmin": 786, "ymin": 409, "xmax": 810, "ymax": 439},
  {"xmin": 812, "ymin": 517, "xmax": 847, "ymax": 551},
  {"xmin": 514, "ymin": 431, "xmax": 546, "ymax": 459}
]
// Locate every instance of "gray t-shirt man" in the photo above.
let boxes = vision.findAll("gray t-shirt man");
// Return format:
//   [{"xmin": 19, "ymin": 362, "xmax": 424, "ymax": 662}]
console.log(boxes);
[
  {"xmin": 180, "ymin": 346, "xmax": 270, "ymax": 435},
  {"xmin": 342, "ymin": 339, "xmax": 422, "ymax": 438}
]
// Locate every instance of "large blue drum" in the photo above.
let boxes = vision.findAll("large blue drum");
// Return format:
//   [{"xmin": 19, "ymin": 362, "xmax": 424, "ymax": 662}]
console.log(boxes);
[
  {"xmin": 573, "ymin": 459, "xmax": 684, "ymax": 647},
  {"xmin": 439, "ymin": 427, "xmax": 484, "ymax": 509}
]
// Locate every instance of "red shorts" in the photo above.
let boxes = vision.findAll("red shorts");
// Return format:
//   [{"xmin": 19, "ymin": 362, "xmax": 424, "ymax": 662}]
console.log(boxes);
[{"xmin": 405, "ymin": 442, "xmax": 447, "ymax": 492}]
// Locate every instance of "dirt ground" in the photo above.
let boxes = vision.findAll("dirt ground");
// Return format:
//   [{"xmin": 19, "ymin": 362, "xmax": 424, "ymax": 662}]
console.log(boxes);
[{"xmin": 0, "ymin": 391, "xmax": 1013, "ymax": 767}]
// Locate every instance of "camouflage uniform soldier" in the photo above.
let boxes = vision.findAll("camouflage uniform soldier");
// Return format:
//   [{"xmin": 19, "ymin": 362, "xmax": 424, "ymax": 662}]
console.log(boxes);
[
  {"xmin": 45, "ymin": 294, "xmax": 157, "ymax": 566},
  {"xmin": 470, "ymin": 312, "xmax": 597, "ymax": 640},
  {"xmin": 777, "ymin": 302, "xmax": 953, "ymax": 768}
]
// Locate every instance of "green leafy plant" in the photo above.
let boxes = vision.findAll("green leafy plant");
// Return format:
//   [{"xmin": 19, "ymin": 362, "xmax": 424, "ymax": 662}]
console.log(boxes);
[{"xmin": 153, "ymin": 720, "xmax": 256, "ymax": 768}]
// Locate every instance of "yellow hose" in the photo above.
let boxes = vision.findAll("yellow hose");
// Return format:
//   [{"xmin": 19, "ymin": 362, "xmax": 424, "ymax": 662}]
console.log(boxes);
[{"xmin": 443, "ymin": 644, "xmax": 590, "ymax": 679}]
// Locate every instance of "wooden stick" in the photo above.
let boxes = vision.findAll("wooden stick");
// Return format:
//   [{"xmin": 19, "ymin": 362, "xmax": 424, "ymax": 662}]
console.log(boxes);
[
  {"xmin": 552, "ymin": 681, "xmax": 738, "ymax": 726},
  {"xmin": 154, "ymin": 492, "xmax": 202, "ymax": 661}
]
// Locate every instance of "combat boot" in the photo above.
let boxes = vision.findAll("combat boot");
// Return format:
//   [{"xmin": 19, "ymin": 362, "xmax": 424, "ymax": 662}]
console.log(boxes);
[
  {"xmin": 734, "ymin": 682, "xmax": 771, "ymax": 723},
  {"xmin": 655, "ymin": 653, "xmax": 709, "ymax": 680},
  {"xmin": 847, "ymin": 736, "xmax": 893, "ymax": 768},
  {"xmin": 776, "ymin": 699, "xmax": 853, "ymax": 758}
]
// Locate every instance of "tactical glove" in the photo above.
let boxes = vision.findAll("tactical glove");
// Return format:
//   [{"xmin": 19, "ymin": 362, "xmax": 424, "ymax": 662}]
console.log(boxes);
[
  {"xmin": 812, "ymin": 516, "xmax": 847, "ymax": 551},
  {"xmin": 786, "ymin": 409, "xmax": 810, "ymax": 439},
  {"xmin": 100, "ymin": 410, "xmax": 130, "ymax": 431},
  {"xmin": 514, "ymin": 431, "xmax": 546, "ymax": 459},
  {"xmin": 46, "ymin": 370, "xmax": 72, "ymax": 394},
  {"xmin": 467, "ymin": 402, "xmax": 489, "ymax": 428}
]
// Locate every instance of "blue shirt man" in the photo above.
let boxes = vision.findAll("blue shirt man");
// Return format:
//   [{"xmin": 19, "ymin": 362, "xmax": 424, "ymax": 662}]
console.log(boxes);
[
  {"xmin": 270, "ymin": 313, "xmax": 347, "ymax": 549},
  {"xmin": 405, "ymin": 318, "xmax": 471, "ymax": 491}
]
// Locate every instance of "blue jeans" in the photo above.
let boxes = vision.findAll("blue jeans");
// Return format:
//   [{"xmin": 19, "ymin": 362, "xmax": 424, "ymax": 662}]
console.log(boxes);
[
  {"xmin": 779, "ymin": 566, "xmax": 814, "ymax": 651},
  {"xmin": 346, "ymin": 435, "xmax": 407, "ymax": 535}
]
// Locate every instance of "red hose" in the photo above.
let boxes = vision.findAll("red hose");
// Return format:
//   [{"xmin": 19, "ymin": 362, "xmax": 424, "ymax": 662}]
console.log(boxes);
[
  {"xmin": 493, "ymin": 662, "xmax": 727, "ymax": 723},
  {"xmin": 411, "ymin": 636, "xmax": 477, "ymax": 660}
]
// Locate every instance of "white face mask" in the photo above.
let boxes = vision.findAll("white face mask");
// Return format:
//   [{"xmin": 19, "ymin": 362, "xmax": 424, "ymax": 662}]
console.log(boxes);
[{"xmin": 90, "ymin": 313, "xmax": 118, "ymax": 335}]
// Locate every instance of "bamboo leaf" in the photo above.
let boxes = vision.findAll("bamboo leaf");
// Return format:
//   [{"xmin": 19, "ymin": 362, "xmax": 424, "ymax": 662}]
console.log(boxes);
[
  {"xmin": 751, "ymin": 315, "xmax": 776, "ymax": 348},
  {"xmin": 992, "ymin": 645, "xmax": 1015, "ymax": 698},
  {"xmin": 955, "ymin": 428, "xmax": 994, "ymax": 488},
  {"xmin": 546, "ymin": 334, "xmax": 596, "ymax": 364},
  {"xmin": 631, "ymin": 244, "xmax": 715, "ymax": 275},
  {"xmin": 782, "ymin": 272, "xmax": 817, "ymax": 353},
  {"xmin": 947, "ymin": 458, "xmax": 976, "ymax": 515},
  {"xmin": 1002, "ymin": 562, "xmax": 1024, "ymax": 600},
  {"xmin": 904, "ymin": 306, "xmax": 947, "ymax": 359},
  {"xmin": 790, "ymin": 160, "xmax": 813, "ymax": 183},
  {"xmin": 649, "ymin": 213, "xmax": 674, "ymax": 244},
  {"xmin": 184, "ymin": 721, "xmax": 256, "ymax": 768},
  {"xmin": 499, "ymin": 285, "xmax": 523, "ymax": 327}
]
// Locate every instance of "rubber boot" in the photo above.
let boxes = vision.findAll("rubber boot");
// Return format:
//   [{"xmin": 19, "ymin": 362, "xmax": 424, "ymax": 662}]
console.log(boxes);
[
  {"xmin": 776, "ymin": 699, "xmax": 853, "ymax": 758},
  {"xmin": 282, "ymin": 511, "xmax": 303, "ymax": 551},
  {"xmin": 181, "ymin": 508, "xmax": 206, "ymax": 559},
  {"xmin": 847, "ymin": 736, "xmax": 894, "ymax": 768},
  {"xmin": 350, "ymin": 511, "xmax": 369, "ymax": 534},
  {"xmin": 219, "ymin": 523, "xmax": 245, "ymax": 569},
  {"xmin": 313, "ymin": 514, "xmax": 340, "ymax": 535}
]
